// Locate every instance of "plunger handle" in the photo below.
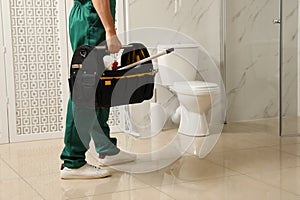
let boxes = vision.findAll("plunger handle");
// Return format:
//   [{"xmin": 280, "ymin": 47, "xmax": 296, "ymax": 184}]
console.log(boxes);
[{"xmin": 117, "ymin": 48, "xmax": 174, "ymax": 70}]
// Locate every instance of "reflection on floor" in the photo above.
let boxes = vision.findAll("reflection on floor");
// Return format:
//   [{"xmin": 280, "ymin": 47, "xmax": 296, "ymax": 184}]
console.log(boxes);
[{"xmin": 1, "ymin": 119, "xmax": 300, "ymax": 200}]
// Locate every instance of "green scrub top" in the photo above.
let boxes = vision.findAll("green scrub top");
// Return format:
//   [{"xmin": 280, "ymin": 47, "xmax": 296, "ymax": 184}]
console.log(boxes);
[{"xmin": 70, "ymin": 0, "xmax": 116, "ymax": 51}]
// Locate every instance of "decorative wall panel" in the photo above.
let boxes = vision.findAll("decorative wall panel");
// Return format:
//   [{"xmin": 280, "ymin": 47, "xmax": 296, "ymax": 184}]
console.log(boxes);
[{"xmin": 9, "ymin": 0, "xmax": 64, "ymax": 136}]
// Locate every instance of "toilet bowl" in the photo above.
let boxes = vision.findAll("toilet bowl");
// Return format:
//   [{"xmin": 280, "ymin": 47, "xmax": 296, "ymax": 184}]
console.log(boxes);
[
  {"xmin": 157, "ymin": 44, "xmax": 219, "ymax": 137},
  {"xmin": 170, "ymin": 81, "xmax": 219, "ymax": 136}
]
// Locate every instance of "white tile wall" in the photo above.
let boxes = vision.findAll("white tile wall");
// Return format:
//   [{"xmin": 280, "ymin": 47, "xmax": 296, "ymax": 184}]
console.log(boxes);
[
  {"xmin": 126, "ymin": 0, "xmax": 221, "ymax": 66},
  {"xmin": 124, "ymin": 0, "xmax": 222, "ymax": 127},
  {"xmin": 225, "ymin": 0, "xmax": 298, "ymax": 122},
  {"xmin": 281, "ymin": 0, "xmax": 298, "ymax": 118}
]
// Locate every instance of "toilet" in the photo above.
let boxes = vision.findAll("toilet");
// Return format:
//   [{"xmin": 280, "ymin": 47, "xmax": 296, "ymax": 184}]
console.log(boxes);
[{"xmin": 157, "ymin": 44, "xmax": 219, "ymax": 137}]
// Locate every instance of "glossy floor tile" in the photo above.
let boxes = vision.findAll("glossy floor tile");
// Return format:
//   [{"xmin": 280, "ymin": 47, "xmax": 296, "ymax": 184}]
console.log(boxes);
[
  {"xmin": 111, "ymin": 129, "xmax": 180, "ymax": 154},
  {"xmin": 74, "ymin": 188, "xmax": 175, "ymax": 200},
  {"xmin": 0, "ymin": 139, "xmax": 64, "ymax": 178},
  {"xmin": 0, "ymin": 159, "xmax": 20, "ymax": 180},
  {"xmin": 25, "ymin": 172, "xmax": 149, "ymax": 199},
  {"xmin": 246, "ymin": 166, "xmax": 300, "ymax": 196},
  {"xmin": 156, "ymin": 175, "xmax": 300, "ymax": 200},
  {"xmin": 0, "ymin": 120, "xmax": 300, "ymax": 199},
  {"xmin": 132, "ymin": 155, "xmax": 239, "ymax": 186},
  {"xmin": 207, "ymin": 147, "xmax": 300, "ymax": 174},
  {"xmin": 274, "ymin": 143, "xmax": 300, "ymax": 156},
  {"xmin": 210, "ymin": 132, "xmax": 262, "ymax": 152},
  {"xmin": 0, "ymin": 178, "xmax": 43, "ymax": 200}
]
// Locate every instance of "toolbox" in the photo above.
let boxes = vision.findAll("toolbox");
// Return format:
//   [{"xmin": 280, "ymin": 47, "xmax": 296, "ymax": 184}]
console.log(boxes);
[{"xmin": 68, "ymin": 43, "xmax": 173, "ymax": 108}]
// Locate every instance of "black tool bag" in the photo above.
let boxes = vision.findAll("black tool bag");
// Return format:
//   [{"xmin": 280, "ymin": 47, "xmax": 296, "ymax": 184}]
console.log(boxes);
[{"xmin": 68, "ymin": 43, "xmax": 155, "ymax": 108}]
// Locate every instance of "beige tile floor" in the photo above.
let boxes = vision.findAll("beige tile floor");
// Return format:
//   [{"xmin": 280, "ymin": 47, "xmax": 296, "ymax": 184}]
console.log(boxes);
[{"xmin": 1, "ymin": 120, "xmax": 300, "ymax": 200}]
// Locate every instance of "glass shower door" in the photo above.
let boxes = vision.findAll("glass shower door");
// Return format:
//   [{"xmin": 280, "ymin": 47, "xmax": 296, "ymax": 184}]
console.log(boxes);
[
  {"xmin": 224, "ymin": 0, "xmax": 281, "ymax": 132},
  {"xmin": 280, "ymin": 0, "xmax": 300, "ymax": 136}
]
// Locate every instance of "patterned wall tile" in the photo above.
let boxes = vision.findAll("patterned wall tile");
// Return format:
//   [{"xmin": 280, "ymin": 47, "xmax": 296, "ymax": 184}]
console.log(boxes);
[{"xmin": 10, "ymin": 0, "xmax": 64, "ymax": 135}]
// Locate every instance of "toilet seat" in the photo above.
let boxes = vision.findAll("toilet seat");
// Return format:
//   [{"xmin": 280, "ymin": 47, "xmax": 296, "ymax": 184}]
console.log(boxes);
[{"xmin": 170, "ymin": 81, "xmax": 219, "ymax": 95}]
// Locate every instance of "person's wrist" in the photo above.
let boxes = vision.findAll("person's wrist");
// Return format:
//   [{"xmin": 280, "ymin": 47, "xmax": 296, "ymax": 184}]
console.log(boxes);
[{"xmin": 106, "ymin": 29, "xmax": 117, "ymax": 38}]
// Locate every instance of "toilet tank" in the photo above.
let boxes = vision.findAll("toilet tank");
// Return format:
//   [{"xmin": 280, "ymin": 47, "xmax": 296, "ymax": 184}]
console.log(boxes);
[{"xmin": 157, "ymin": 44, "xmax": 199, "ymax": 86}]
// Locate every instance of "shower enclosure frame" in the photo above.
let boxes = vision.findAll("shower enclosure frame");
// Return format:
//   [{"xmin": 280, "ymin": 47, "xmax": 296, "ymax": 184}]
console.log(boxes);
[
  {"xmin": 221, "ymin": 0, "xmax": 300, "ymax": 137},
  {"xmin": 279, "ymin": 0, "xmax": 284, "ymax": 136},
  {"xmin": 278, "ymin": 0, "xmax": 300, "ymax": 137}
]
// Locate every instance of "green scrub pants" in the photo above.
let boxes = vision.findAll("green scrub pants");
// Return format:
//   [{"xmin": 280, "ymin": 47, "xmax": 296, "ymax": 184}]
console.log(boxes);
[{"xmin": 61, "ymin": 0, "xmax": 119, "ymax": 169}]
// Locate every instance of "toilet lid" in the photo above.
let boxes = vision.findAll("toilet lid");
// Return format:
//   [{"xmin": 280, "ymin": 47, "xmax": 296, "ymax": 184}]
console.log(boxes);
[{"xmin": 171, "ymin": 81, "xmax": 219, "ymax": 95}]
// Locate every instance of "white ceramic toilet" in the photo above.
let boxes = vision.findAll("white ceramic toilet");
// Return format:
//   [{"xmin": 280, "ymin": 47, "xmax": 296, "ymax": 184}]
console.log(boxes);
[{"xmin": 157, "ymin": 44, "xmax": 219, "ymax": 137}]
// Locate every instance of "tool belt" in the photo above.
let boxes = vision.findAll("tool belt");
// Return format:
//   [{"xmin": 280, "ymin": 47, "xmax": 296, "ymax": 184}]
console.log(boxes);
[{"xmin": 68, "ymin": 43, "xmax": 156, "ymax": 108}]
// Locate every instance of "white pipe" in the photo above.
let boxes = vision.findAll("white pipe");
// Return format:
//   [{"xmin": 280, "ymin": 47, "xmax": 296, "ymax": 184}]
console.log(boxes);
[
  {"xmin": 171, "ymin": 106, "xmax": 181, "ymax": 124},
  {"xmin": 174, "ymin": 0, "xmax": 178, "ymax": 14}
]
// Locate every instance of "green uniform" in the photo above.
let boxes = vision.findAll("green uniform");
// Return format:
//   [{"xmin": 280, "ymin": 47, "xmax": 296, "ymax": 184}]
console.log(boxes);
[{"xmin": 61, "ymin": 0, "xmax": 119, "ymax": 169}]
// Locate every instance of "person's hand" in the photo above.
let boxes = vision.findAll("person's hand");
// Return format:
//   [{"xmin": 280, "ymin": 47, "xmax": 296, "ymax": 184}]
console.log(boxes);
[{"xmin": 106, "ymin": 32, "xmax": 121, "ymax": 53}]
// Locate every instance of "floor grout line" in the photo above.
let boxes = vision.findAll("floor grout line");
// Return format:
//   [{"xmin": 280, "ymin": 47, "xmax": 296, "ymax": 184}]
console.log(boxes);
[
  {"xmin": 242, "ymin": 171, "xmax": 300, "ymax": 197},
  {"xmin": 0, "ymin": 158, "xmax": 46, "ymax": 200}
]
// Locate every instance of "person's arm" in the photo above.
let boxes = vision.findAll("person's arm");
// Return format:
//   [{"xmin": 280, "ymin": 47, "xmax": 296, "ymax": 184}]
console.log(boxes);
[{"xmin": 92, "ymin": 0, "xmax": 121, "ymax": 53}]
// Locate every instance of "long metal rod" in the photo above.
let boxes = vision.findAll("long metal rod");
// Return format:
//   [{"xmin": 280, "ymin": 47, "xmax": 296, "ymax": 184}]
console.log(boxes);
[
  {"xmin": 117, "ymin": 48, "xmax": 174, "ymax": 70},
  {"xmin": 95, "ymin": 44, "xmax": 133, "ymax": 50}
]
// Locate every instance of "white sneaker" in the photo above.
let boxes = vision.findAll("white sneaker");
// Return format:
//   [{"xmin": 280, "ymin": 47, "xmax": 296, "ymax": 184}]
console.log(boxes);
[
  {"xmin": 60, "ymin": 163, "xmax": 111, "ymax": 179},
  {"xmin": 99, "ymin": 150, "xmax": 136, "ymax": 166}
]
